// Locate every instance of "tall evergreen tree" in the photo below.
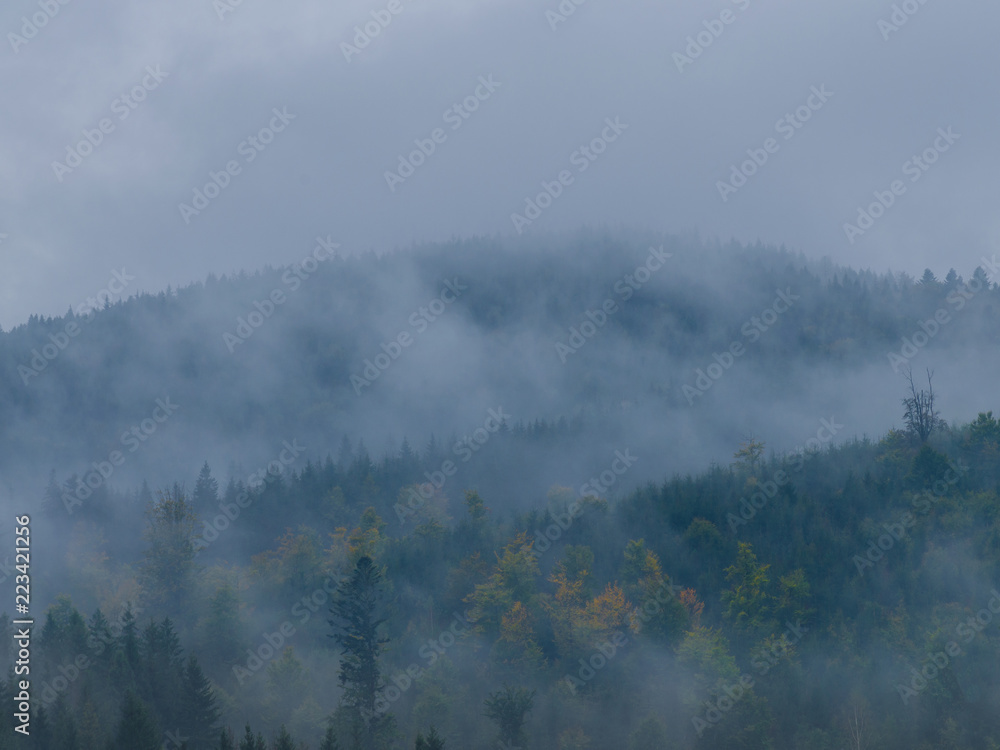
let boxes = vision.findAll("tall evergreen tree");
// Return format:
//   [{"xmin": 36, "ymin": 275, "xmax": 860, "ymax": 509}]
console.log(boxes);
[
  {"xmin": 319, "ymin": 724, "xmax": 341, "ymax": 750},
  {"xmin": 239, "ymin": 725, "xmax": 267, "ymax": 750},
  {"xmin": 271, "ymin": 725, "xmax": 296, "ymax": 750},
  {"xmin": 414, "ymin": 726, "xmax": 445, "ymax": 750},
  {"xmin": 194, "ymin": 462, "xmax": 220, "ymax": 514},
  {"xmin": 215, "ymin": 727, "xmax": 236, "ymax": 750},
  {"xmin": 181, "ymin": 656, "xmax": 221, "ymax": 748},
  {"xmin": 329, "ymin": 556, "xmax": 392, "ymax": 749},
  {"xmin": 112, "ymin": 690, "xmax": 160, "ymax": 750}
]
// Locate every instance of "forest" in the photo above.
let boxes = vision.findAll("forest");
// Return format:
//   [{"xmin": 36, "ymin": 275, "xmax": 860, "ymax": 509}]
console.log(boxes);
[
  {"xmin": 2, "ymin": 234, "xmax": 1000, "ymax": 748},
  {"xmin": 3, "ymin": 390, "xmax": 1000, "ymax": 748}
]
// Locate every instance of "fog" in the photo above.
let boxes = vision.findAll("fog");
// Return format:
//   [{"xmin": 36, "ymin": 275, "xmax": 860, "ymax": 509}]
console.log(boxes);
[{"xmin": 2, "ymin": 0, "xmax": 1000, "ymax": 748}]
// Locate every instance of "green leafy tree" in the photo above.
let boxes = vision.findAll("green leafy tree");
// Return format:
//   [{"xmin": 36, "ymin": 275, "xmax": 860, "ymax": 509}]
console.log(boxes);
[{"xmin": 721, "ymin": 542, "xmax": 772, "ymax": 641}]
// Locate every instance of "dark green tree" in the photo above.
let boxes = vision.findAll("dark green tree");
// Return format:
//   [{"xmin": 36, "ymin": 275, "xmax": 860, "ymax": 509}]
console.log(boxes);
[
  {"xmin": 319, "ymin": 724, "xmax": 341, "ymax": 750},
  {"xmin": 216, "ymin": 727, "xmax": 236, "ymax": 750},
  {"xmin": 329, "ymin": 556, "xmax": 392, "ymax": 749},
  {"xmin": 239, "ymin": 725, "xmax": 267, "ymax": 750},
  {"xmin": 271, "ymin": 725, "xmax": 296, "ymax": 750},
  {"xmin": 140, "ymin": 488, "xmax": 198, "ymax": 611},
  {"xmin": 194, "ymin": 462, "xmax": 220, "ymax": 514},
  {"xmin": 414, "ymin": 726, "xmax": 445, "ymax": 750},
  {"xmin": 112, "ymin": 690, "xmax": 160, "ymax": 750},
  {"xmin": 181, "ymin": 656, "xmax": 221, "ymax": 747},
  {"xmin": 484, "ymin": 685, "xmax": 535, "ymax": 749}
]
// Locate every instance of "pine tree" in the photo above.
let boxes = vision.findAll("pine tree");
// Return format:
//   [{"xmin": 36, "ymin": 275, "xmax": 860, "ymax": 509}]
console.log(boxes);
[
  {"xmin": 272, "ymin": 725, "xmax": 296, "ymax": 750},
  {"xmin": 239, "ymin": 725, "xmax": 267, "ymax": 750},
  {"xmin": 31, "ymin": 704, "xmax": 53, "ymax": 750},
  {"xmin": 194, "ymin": 462, "xmax": 220, "ymax": 514},
  {"xmin": 86, "ymin": 609, "xmax": 114, "ymax": 667},
  {"xmin": 329, "ymin": 556, "xmax": 393, "ymax": 748},
  {"xmin": 216, "ymin": 727, "xmax": 236, "ymax": 750},
  {"xmin": 204, "ymin": 584, "xmax": 245, "ymax": 671},
  {"xmin": 319, "ymin": 724, "xmax": 341, "ymax": 750},
  {"xmin": 181, "ymin": 656, "xmax": 221, "ymax": 747},
  {"xmin": 113, "ymin": 690, "xmax": 160, "ymax": 750},
  {"xmin": 51, "ymin": 695, "xmax": 79, "ymax": 750},
  {"xmin": 414, "ymin": 726, "xmax": 445, "ymax": 750}
]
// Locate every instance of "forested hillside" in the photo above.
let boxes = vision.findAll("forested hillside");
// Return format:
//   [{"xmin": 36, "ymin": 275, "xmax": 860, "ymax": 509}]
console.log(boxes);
[
  {"xmin": 3, "ymin": 234, "xmax": 1000, "ymax": 749},
  {"xmin": 4, "ymin": 403, "xmax": 1000, "ymax": 748},
  {"xmin": 2, "ymin": 232, "xmax": 999, "ymax": 493}
]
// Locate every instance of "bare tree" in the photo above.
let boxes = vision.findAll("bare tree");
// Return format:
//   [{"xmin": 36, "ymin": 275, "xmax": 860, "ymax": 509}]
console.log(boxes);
[
  {"xmin": 901, "ymin": 367, "xmax": 943, "ymax": 443},
  {"xmin": 842, "ymin": 700, "xmax": 872, "ymax": 750}
]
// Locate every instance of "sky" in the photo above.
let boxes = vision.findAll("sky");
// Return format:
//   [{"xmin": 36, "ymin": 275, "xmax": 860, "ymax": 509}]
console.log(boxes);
[{"xmin": 1, "ymin": 0, "xmax": 996, "ymax": 329}]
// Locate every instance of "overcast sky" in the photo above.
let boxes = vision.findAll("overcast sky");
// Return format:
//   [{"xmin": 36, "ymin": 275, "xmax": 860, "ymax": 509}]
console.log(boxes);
[{"xmin": 1, "ymin": 0, "xmax": 995, "ymax": 329}]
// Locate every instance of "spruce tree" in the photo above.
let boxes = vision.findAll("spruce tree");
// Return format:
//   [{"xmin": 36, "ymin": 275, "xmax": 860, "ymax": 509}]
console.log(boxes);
[
  {"xmin": 329, "ymin": 556, "xmax": 393, "ymax": 749},
  {"xmin": 181, "ymin": 656, "xmax": 221, "ymax": 748},
  {"xmin": 194, "ymin": 462, "xmax": 220, "ymax": 513},
  {"xmin": 113, "ymin": 690, "xmax": 160, "ymax": 750}
]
